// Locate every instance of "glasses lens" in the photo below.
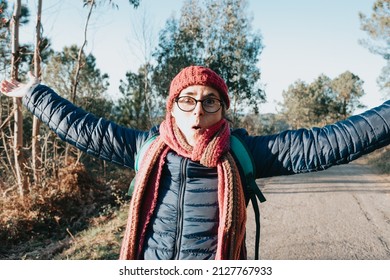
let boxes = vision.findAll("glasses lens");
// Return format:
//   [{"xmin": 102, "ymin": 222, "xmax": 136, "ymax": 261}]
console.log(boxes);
[
  {"xmin": 177, "ymin": 96, "xmax": 196, "ymax": 111},
  {"xmin": 202, "ymin": 98, "xmax": 221, "ymax": 113}
]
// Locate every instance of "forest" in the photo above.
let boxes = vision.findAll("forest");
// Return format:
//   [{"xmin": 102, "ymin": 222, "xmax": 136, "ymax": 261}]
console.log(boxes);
[{"xmin": 0, "ymin": 0, "xmax": 389, "ymax": 259}]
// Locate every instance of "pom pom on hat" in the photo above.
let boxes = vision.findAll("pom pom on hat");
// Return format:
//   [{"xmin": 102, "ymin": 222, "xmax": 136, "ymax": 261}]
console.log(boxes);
[{"xmin": 167, "ymin": 66, "xmax": 229, "ymax": 111}]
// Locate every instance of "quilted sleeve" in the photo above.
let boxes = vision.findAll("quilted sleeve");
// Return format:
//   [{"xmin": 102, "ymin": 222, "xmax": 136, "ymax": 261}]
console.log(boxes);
[
  {"xmin": 22, "ymin": 84, "xmax": 150, "ymax": 169},
  {"xmin": 242, "ymin": 101, "xmax": 390, "ymax": 178}
]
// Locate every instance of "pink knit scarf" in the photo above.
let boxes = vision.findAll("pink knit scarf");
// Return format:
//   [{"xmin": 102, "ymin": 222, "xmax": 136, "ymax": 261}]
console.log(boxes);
[{"xmin": 119, "ymin": 116, "xmax": 247, "ymax": 260}]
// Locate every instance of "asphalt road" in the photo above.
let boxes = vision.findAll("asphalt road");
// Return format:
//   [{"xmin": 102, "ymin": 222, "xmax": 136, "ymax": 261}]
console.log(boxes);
[{"xmin": 245, "ymin": 161, "xmax": 390, "ymax": 260}]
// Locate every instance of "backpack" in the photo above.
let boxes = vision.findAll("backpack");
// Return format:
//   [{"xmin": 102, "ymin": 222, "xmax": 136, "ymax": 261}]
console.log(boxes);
[{"xmin": 128, "ymin": 133, "xmax": 266, "ymax": 259}]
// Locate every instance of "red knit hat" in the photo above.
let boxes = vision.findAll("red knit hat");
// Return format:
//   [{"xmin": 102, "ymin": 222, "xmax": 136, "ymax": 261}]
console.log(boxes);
[{"xmin": 167, "ymin": 66, "xmax": 230, "ymax": 111}]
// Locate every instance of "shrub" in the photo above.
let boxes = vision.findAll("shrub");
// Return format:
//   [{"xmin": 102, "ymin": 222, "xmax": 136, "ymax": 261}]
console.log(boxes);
[{"xmin": 0, "ymin": 162, "xmax": 127, "ymax": 246}]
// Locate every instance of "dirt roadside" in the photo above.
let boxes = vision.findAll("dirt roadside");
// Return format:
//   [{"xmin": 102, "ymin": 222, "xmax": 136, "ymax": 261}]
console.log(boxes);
[{"xmin": 245, "ymin": 161, "xmax": 390, "ymax": 260}]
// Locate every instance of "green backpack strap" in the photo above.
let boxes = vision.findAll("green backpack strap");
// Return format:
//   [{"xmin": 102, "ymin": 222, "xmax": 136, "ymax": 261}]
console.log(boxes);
[
  {"xmin": 230, "ymin": 134, "xmax": 266, "ymax": 260},
  {"xmin": 230, "ymin": 135, "xmax": 266, "ymax": 202},
  {"xmin": 127, "ymin": 135, "xmax": 158, "ymax": 196}
]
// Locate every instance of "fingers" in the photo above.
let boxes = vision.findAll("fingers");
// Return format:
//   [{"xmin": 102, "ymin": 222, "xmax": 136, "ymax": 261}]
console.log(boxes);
[
  {"xmin": 0, "ymin": 79, "xmax": 29, "ymax": 97},
  {"xmin": 0, "ymin": 74, "xmax": 39, "ymax": 97},
  {"xmin": 0, "ymin": 80, "xmax": 11, "ymax": 94},
  {"xmin": 0, "ymin": 80, "xmax": 19, "ymax": 94}
]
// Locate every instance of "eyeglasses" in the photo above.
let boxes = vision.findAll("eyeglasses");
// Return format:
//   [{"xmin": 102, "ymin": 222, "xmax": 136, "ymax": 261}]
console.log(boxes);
[{"xmin": 175, "ymin": 96, "xmax": 223, "ymax": 113}]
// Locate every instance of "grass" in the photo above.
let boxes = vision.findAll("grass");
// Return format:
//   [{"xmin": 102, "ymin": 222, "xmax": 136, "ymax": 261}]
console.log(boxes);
[
  {"xmin": 1, "ymin": 203, "xmax": 129, "ymax": 260},
  {"xmin": 54, "ymin": 204, "xmax": 129, "ymax": 260},
  {"xmin": 359, "ymin": 146, "xmax": 390, "ymax": 174}
]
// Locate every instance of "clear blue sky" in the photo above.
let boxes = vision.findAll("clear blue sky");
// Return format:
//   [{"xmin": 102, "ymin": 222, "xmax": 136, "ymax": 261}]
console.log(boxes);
[{"xmin": 20, "ymin": 0, "xmax": 385, "ymax": 114}]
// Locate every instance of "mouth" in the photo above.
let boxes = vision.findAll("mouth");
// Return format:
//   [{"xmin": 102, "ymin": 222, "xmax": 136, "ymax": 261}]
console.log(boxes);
[{"xmin": 192, "ymin": 125, "xmax": 201, "ymax": 130}]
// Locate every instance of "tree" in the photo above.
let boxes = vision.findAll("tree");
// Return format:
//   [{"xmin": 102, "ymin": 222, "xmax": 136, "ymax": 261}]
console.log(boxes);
[
  {"xmin": 31, "ymin": 0, "xmax": 43, "ymax": 185},
  {"xmin": 359, "ymin": 0, "xmax": 390, "ymax": 96},
  {"xmin": 0, "ymin": 2, "xmax": 33, "ymax": 194},
  {"xmin": 153, "ymin": 12, "xmax": 204, "ymax": 98},
  {"xmin": 124, "ymin": 5, "xmax": 163, "ymax": 128},
  {"xmin": 331, "ymin": 71, "xmax": 365, "ymax": 119},
  {"xmin": 153, "ymin": 0, "xmax": 265, "ymax": 125},
  {"xmin": 0, "ymin": 1, "xmax": 11, "ymax": 77},
  {"xmin": 281, "ymin": 73, "xmax": 365, "ymax": 129},
  {"xmin": 204, "ymin": 0, "xmax": 264, "ymax": 124},
  {"xmin": 43, "ymin": 45, "xmax": 109, "ymax": 112},
  {"xmin": 0, "ymin": 1, "xmax": 30, "ymax": 76},
  {"xmin": 282, "ymin": 75, "xmax": 328, "ymax": 129},
  {"xmin": 240, "ymin": 113, "xmax": 289, "ymax": 135},
  {"xmin": 115, "ymin": 63, "xmax": 160, "ymax": 130},
  {"xmin": 10, "ymin": 0, "xmax": 26, "ymax": 196}
]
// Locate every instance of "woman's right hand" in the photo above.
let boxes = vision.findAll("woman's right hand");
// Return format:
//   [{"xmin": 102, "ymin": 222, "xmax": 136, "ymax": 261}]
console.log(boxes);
[{"xmin": 0, "ymin": 72, "xmax": 39, "ymax": 98}]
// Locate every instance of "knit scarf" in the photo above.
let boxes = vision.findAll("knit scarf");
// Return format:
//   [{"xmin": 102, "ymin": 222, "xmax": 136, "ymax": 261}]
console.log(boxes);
[{"xmin": 119, "ymin": 117, "xmax": 247, "ymax": 260}]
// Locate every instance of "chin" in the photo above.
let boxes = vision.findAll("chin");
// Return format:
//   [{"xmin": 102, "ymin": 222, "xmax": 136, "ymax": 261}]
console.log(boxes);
[{"xmin": 186, "ymin": 135, "xmax": 198, "ymax": 146}]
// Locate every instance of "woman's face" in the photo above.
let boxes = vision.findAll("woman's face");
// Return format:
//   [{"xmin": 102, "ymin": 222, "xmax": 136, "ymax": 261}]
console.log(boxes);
[{"xmin": 171, "ymin": 85, "xmax": 224, "ymax": 146}]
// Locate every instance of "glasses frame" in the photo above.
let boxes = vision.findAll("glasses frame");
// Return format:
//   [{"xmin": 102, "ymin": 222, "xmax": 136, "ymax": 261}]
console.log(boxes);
[{"xmin": 175, "ymin": 96, "xmax": 223, "ymax": 113}]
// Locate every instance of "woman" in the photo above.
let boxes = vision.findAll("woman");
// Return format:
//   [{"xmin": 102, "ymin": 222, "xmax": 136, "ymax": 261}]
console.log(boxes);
[{"xmin": 1, "ymin": 65, "xmax": 390, "ymax": 260}]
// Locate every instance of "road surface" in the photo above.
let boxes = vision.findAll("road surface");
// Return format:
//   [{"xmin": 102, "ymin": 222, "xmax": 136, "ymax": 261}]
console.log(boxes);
[{"xmin": 245, "ymin": 161, "xmax": 390, "ymax": 260}]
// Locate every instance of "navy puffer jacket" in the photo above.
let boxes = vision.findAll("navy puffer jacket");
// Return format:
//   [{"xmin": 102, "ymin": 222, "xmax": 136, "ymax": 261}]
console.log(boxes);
[{"xmin": 23, "ymin": 85, "xmax": 390, "ymax": 259}]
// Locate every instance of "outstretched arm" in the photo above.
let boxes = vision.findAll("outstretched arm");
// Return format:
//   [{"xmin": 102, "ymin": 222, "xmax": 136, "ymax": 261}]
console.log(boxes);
[
  {"xmin": 1, "ymin": 75, "xmax": 150, "ymax": 169},
  {"xmin": 240, "ymin": 101, "xmax": 390, "ymax": 178}
]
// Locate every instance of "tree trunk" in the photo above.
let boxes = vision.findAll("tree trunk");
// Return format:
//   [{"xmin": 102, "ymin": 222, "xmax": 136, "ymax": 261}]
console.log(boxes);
[
  {"xmin": 32, "ymin": 0, "xmax": 43, "ymax": 186},
  {"xmin": 10, "ymin": 0, "xmax": 26, "ymax": 196}
]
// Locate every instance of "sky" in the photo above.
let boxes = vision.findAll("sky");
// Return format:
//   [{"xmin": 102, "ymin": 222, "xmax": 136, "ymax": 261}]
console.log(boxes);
[{"xmin": 19, "ymin": 0, "xmax": 386, "ymax": 114}]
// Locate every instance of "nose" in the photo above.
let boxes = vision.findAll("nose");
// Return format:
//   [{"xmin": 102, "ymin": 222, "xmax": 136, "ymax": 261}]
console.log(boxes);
[{"xmin": 192, "ymin": 100, "xmax": 204, "ymax": 115}]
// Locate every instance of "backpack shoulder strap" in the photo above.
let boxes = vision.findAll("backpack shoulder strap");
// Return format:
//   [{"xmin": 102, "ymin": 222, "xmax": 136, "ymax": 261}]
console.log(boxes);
[
  {"xmin": 134, "ymin": 135, "xmax": 158, "ymax": 172},
  {"xmin": 230, "ymin": 134, "xmax": 266, "ymax": 203},
  {"xmin": 128, "ymin": 135, "xmax": 158, "ymax": 196},
  {"xmin": 230, "ymin": 133, "xmax": 266, "ymax": 260}
]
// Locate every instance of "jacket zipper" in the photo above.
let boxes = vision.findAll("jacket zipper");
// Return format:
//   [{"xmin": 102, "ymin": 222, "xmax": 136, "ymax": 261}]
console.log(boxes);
[{"xmin": 173, "ymin": 157, "xmax": 188, "ymax": 260}]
